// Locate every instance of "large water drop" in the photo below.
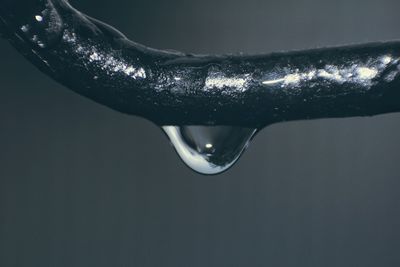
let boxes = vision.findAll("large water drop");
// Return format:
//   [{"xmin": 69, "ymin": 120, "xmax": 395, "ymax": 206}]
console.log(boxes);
[{"xmin": 162, "ymin": 126, "xmax": 257, "ymax": 175}]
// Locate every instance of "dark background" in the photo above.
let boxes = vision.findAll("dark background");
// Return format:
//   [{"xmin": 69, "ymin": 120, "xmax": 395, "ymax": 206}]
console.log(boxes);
[{"xmin": 1, "ymin": 0, "xmax": 400, "ymax": 266}]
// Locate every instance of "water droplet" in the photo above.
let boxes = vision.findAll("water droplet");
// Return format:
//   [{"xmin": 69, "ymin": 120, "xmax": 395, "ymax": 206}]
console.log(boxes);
[
  {"xmin": 35, "ymin": 15, "xmax": 44, "ymax": 22},
  {"xmin": 162, "ymin": 126, "xmax": 257, "ymax": 175}
]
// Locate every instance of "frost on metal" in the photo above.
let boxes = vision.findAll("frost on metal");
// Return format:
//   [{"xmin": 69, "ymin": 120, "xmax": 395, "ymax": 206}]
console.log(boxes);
[
  {"xmin": 205, "ymin": 73, "xmax": 251, "ymax": 92},
  {"xmin": 62, "ymin": 30, "xmax": 147, "ymax": 80},
  {"xmin": 262, "ymin": 55, "xmax": 399, "ymax": 90}
]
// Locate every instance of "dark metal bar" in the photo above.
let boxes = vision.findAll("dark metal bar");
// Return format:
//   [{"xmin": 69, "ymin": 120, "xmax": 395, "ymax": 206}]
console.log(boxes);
[{"xmin": 1, "ymin": 0, "xmax": 400, "ymax": 128}]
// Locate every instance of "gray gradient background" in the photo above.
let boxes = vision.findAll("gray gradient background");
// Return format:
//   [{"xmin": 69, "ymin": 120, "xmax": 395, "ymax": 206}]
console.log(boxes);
[{"xmin": 1, "ymin": 0, "xmax": 400, "ymax": 266}]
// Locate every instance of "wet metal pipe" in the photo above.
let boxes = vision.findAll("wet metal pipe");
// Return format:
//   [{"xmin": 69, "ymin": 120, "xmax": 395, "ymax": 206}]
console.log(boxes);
[{"xmin": 2, "ymin": 0, "xmax": 400, "ymax": 128}]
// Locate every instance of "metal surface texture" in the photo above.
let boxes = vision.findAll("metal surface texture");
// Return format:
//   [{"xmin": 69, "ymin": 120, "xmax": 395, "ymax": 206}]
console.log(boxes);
[{"xmin": 1, "ymin": 0, "xmax": 400, "ymax": 128}]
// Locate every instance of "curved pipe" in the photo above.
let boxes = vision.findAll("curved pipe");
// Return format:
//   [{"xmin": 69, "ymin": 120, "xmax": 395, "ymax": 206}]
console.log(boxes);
[{"xmin": 2, "ymin": 0, "xmax": 400, "ymax": 128}]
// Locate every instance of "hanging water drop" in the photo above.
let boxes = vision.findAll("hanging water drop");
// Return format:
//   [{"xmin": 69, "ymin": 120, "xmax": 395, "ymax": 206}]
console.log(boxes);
[{"xmin": 162, "ymin": 126, "xmax": 257, "ymax": 175}]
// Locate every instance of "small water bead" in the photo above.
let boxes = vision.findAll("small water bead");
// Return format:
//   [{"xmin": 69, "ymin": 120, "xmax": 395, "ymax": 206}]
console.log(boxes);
[
  {"xmin": 35, "ymin": 15, "xmax": 44, "ymax": 22},
  {"xmin": 162, "ymin": 126, "xmax": 257, "ymax": 175}
]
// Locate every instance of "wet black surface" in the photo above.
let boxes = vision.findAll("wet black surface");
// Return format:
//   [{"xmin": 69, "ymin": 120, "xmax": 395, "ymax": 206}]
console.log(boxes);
[{"xmin": 2, "ymin": 1, "xmax": 400, "ymax": 127}]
